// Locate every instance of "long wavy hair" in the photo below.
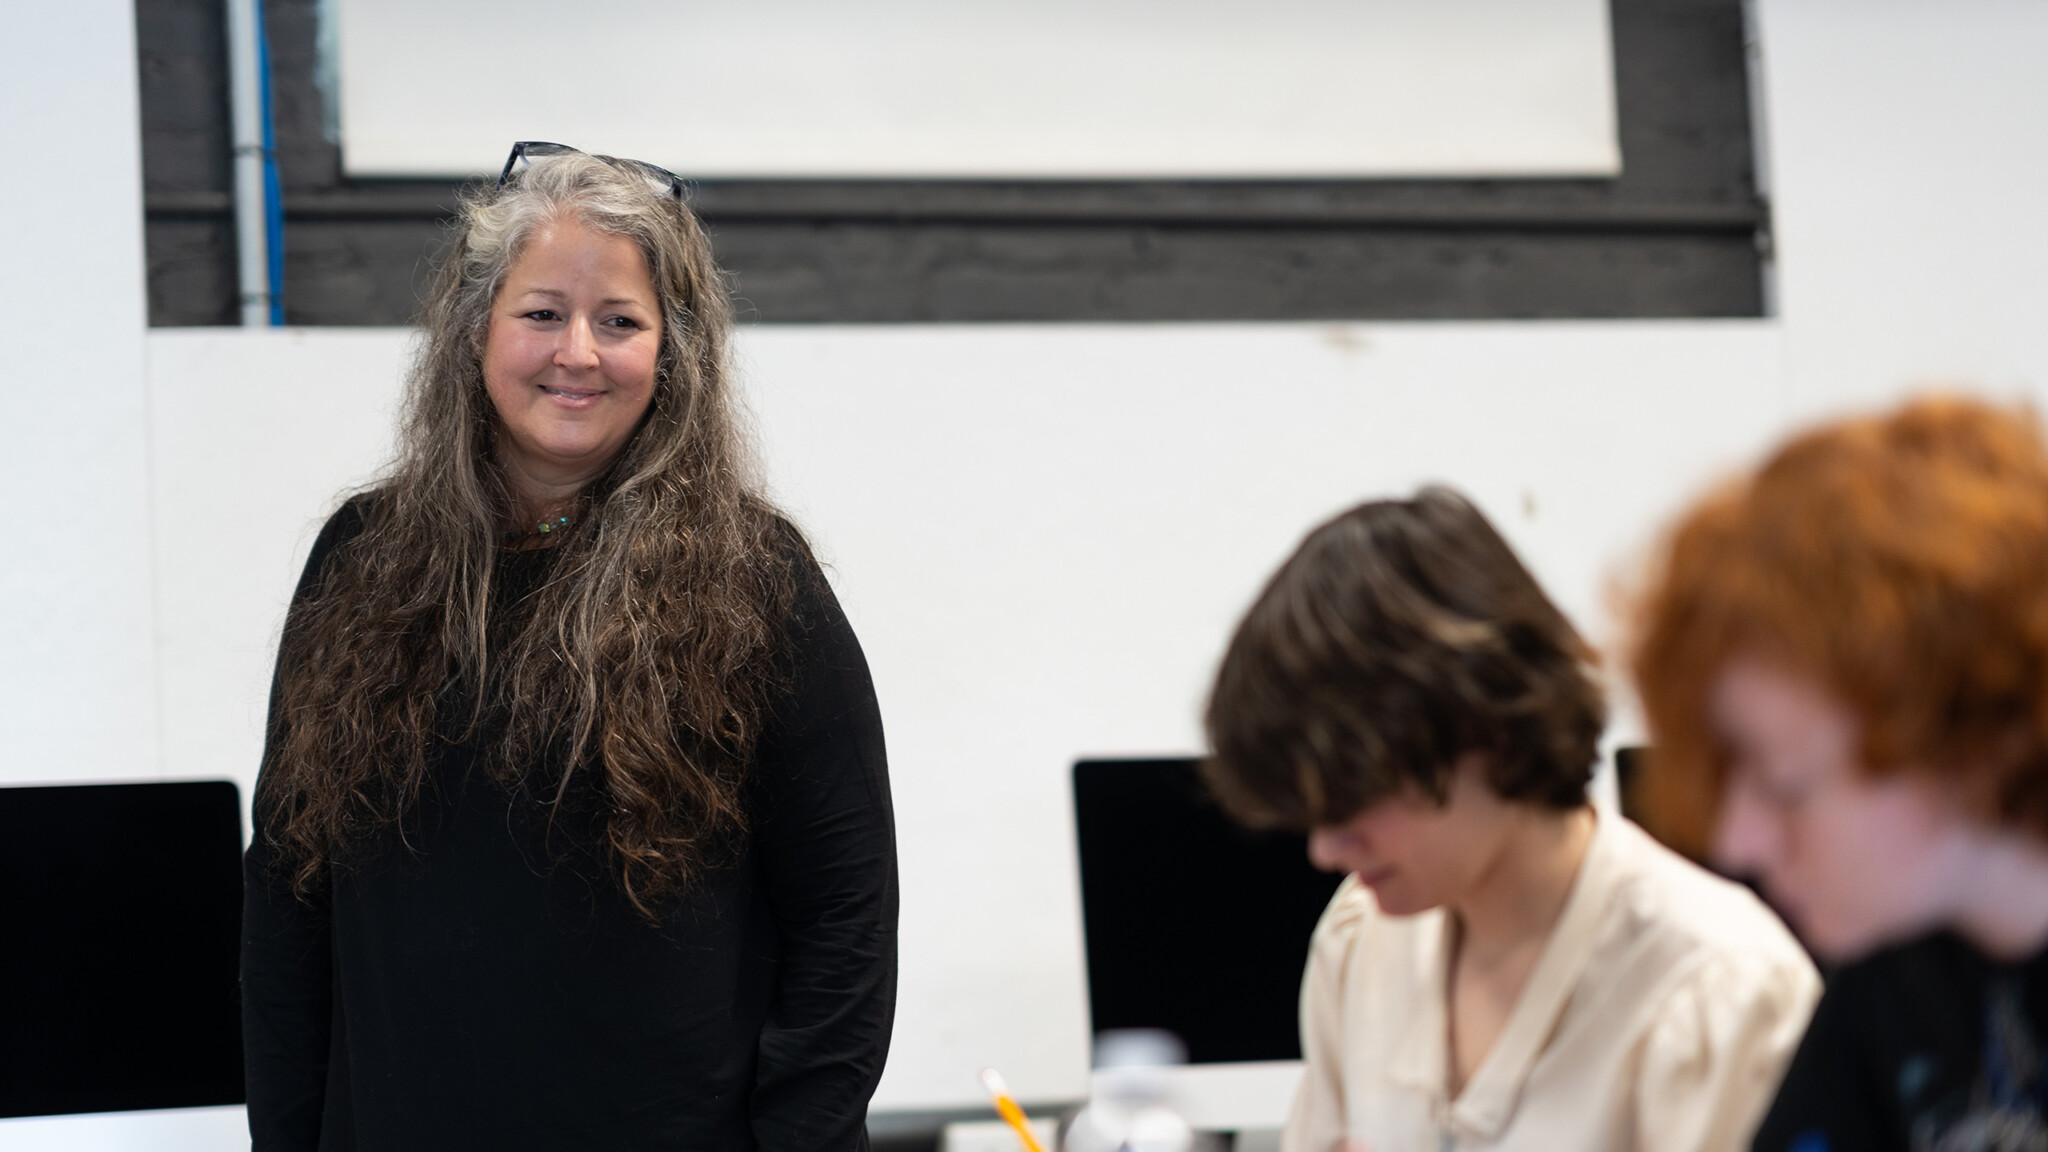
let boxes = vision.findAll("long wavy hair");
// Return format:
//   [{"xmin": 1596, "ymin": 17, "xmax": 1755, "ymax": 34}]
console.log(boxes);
[{"xmin": 258, "ymin": 152, "xmax": 803, "ymax": 916}]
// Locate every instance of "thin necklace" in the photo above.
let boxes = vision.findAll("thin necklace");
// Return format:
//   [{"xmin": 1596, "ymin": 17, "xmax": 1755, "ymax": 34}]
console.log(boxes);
[{"xmin": 502, "ymin": 514, "xmax": 572, "ymax": 544}]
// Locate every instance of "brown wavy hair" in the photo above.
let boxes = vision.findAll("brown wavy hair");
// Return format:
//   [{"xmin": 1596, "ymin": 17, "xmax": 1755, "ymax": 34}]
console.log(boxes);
[
  {"xmin": 258, "ymin": 152, "xmax": 802, "ymax": 916},
  {"xmin": 1203, "ymin": 486, "xmax": 1606, "ymax": 831},
  {"xmin": 1630, "ymin": 393, "xmax": 2048, "ymax": 858}
]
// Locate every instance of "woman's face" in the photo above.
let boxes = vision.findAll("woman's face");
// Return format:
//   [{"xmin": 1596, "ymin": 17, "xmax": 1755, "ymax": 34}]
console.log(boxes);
[
  {"xmin": 1306, "ymin": 754, "xmax": 1519, "ymax": 916},
  {"xmin": 482, "ymin": 216, "xmax": 662, "ymax": 499},
  {"xmin": 1708, "ymin": 655, "xmax": 1979, "ymax": 961}
]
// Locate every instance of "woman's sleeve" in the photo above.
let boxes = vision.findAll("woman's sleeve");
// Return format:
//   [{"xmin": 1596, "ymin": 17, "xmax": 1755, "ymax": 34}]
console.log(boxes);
[
  {"xmin": 1282, "ymin": 878, "xmax": 1369, "ymax": 1152},
  {"xmin": 240, "ymin": 504, "xmax": 360, "ymax": 1151},
  {"xmin": 242, "ymin": 827, "xmax": 333, "ymax": 1149},
  {"xmin": 748, "ymin": 569, "xmax": 899, "ymax": 1152},
  {"xmin": 1631, "ymin": 947, "xmax": 1822, "ymax": 1152}
]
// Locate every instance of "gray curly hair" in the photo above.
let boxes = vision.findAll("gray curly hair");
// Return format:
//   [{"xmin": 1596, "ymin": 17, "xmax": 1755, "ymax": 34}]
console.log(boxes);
[{"xmin": 258, "ymin": 150, "xmax": 805, "ymax": 918}]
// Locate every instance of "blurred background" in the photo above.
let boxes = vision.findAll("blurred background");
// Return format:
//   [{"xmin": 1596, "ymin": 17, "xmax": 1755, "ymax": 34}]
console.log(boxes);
[{"xmin": 3, "ymin": 0, "xmax": 2045, "ymax": 1146}]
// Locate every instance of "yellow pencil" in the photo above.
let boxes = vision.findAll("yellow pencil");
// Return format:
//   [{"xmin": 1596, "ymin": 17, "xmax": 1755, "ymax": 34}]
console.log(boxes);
[{"xmin": 979, "ymin": 1067, "xmax": 1049, "ymax": 1152}]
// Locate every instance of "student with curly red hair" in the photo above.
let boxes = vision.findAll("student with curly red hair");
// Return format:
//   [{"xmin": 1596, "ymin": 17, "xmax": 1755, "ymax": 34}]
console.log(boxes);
[{"xmin": 1633, "ymin": 394, "xmax": 2048, "ymax": 1151}]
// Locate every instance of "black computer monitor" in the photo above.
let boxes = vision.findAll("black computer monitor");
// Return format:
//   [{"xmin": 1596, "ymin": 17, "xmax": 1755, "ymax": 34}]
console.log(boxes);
[
  {"xmin": 0, "ymin": 780, "xmax": 245, "ymax": 1118},
  {"xmin": 1072, "ymin": 758, "xmax": 1341, "ymax": 1065}
]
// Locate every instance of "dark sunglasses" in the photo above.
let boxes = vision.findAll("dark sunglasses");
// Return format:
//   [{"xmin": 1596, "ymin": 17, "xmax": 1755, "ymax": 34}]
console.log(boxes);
[{"xmin": 497, "ymin": 140, "xmax": 685, "ymax": 200}]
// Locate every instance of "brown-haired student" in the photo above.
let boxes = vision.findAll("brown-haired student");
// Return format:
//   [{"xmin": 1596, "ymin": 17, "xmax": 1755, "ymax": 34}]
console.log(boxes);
[
  {"xmin": 1204, "ymin": 486, "xmax": 1818, "ymax": 1152},
  {"xmin": 1633, "ymin": 395, "xmax": 2048, "ymax": 1150}
]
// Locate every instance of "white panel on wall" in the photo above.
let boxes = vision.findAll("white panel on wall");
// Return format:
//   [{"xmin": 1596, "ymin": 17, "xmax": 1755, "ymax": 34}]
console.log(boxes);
[
  {"xmin": 0, "ymin": 0, "xmax": 157, "ymax": 784},
  {"xmin": 331, "ymin": 0, "xmax": 1620, "ymax": 179}
]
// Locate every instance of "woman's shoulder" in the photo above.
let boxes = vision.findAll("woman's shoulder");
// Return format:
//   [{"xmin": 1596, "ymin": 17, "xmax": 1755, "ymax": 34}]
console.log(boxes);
[
  {"xmin": 1603, "ymin": 816, "xmax": 1819, "ymax": 993},
  {"xmin": 1308, "ymin": 873, "xmax": 1435, "ymax": 966},
  {"xmin": 1302, "ymin": 875, "xmax": 1447, "ymax": 1040},
  {"xmin": 1312, "ymin": 873, "xmax": 1376, "ymax": 945},
  {"xmin": 1582, "ymin": 818, "xmax": 1821, "ymax": 1125},
  {"xmin": 313, "ymin": 490, "xmax": 387, "ymax": 550},
  {"xmin": 289, "ymin": 491, "xmax": 384, "ymax": 596},
  {"xmin": 754, "ymin": 509, "xmax": 841, "ymax": 633},
  {"xmin": 746, "ymin": 510, "xmax": 876, "ymax": 709}
]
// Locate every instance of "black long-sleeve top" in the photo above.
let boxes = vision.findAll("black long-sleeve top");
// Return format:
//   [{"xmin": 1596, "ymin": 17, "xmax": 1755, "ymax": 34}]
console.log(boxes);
[
  {"xmin": 1752, "ymin": 932, "xmax": 2048, "ymax": 1152},
  {"xmin": 242, "ymin": 505, "xmax": 898, "ymax": 1150}
]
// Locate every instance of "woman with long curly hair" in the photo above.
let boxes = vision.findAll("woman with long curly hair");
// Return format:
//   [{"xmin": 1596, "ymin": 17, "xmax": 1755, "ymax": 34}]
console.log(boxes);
[
  {"xmin": 1632, "ymin": 394, "xmax": 2048, "ymax": 1151},
  {"xmin": 241, "ymin": 144, "xmax": 896, "ymax": 1151}
]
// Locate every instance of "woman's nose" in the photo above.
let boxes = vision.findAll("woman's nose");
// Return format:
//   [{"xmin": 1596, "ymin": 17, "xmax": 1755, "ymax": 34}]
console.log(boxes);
[{"xmin": 554, "ymin": 317, "xmax": 600, "ymax": 369}]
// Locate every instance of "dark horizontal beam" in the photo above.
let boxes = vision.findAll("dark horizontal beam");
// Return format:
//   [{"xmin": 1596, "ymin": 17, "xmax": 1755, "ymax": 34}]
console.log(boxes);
[
  {"xmin": 698, "ymin": 199, "xmax": 1766, "ymax": 233},
  {"xmin": 146, "ymin": 188, "xmax": 1765, "ymax": 234}
]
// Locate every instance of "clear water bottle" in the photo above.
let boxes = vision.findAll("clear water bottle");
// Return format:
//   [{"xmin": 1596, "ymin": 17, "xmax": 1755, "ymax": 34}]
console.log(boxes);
[{"xmin": 1064, "ymin": 1030, "xmax": 1194, "ymax": 1152}]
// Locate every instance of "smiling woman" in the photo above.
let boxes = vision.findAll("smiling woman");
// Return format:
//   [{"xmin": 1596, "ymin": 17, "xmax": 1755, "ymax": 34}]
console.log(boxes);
[
  {"xmin": 239, "ymin": 147, "xmax": 897, "ymax": 1151},
  {"xmin": 481, "ymin": 217, "xmax": 663, "ymax": 510}
]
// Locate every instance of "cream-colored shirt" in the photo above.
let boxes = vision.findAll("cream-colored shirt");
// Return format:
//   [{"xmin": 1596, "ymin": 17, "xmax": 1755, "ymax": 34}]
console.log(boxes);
[{"xmin": 1285, "ymin": 814, "xmax": 1820, "ymax": 1152}]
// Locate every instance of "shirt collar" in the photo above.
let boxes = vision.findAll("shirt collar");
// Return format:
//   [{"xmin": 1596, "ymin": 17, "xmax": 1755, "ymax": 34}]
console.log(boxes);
[{"xmin": 1383, "ymin": 809, "xmax": 1624, "ymax": 1141}]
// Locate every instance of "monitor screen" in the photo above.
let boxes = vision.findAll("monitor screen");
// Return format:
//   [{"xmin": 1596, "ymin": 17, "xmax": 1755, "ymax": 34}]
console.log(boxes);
[
  {"xmin": 0, "ymin": 781, "xmax": 245, "ymax": 1118},
  {"xmin": 1072, "ymin": 758, "xmax": 1342, "ymax": 1065}
]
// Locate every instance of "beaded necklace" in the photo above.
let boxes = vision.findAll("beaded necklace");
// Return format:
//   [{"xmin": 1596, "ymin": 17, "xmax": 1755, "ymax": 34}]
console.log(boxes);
[{"xmin": 502, "ymin": 515, "xmax": 572, "ymax": 545}]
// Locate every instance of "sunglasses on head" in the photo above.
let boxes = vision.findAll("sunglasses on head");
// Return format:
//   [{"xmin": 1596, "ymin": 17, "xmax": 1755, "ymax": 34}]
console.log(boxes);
[{"xmin": 497, "ymin": 141, "xmax": 684, "ymax": 200}]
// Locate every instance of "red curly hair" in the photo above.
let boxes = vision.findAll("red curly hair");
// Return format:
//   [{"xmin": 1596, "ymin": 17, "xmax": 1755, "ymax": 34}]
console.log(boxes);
[{"xmin": 1630, "ymin": 394, "xmax": 2048, "ymax": 858}]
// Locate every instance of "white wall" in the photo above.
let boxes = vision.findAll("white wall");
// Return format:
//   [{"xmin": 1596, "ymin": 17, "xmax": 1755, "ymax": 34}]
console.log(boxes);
[
  {"xmin": 1765, "ymin": 0, "xmax": 2048, "ymax": 416},
  {"xmin": 7, "ymin": 0, "xmax": 2048, "ymax": 1144},
  {"xmin": 0, "ymin": 0, "xmax": 158, "ymax": 786},
  {"xmin": 740, "ymin": 321, "xmax": 1787, "ymax": 1104},
  {"xmin": 141, "ymin": 318, "xmax": 1786, "ymax": 1114},
  {"xmin": 0, "ymin": 4, "xmax": 243, "ymax": 1148},
  {"xmin": 149, "ymin": 331, "xmax": 414, "ymax": 801}
]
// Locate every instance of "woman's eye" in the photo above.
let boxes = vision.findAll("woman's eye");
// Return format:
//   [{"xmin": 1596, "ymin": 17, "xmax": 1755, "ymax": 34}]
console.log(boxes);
[
  {"xmin": 523, "ymin": 309, "xmax": 560, "ymax": 322},
  {"xmin": 604, "ymin": 315, "xmax": 640, "ymax": 329}
]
